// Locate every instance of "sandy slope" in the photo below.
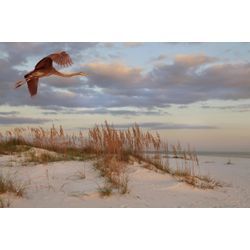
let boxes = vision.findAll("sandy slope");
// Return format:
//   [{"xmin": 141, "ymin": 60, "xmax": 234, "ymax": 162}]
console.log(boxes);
[{"xmin": 0, "ymin": 150, "xmax": 249, "ymax": 207}]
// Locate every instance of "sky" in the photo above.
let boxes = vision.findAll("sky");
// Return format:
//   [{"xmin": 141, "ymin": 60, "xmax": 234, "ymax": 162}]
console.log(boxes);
[{"xmin": 0, "ymin": 42, "xmax": 250, "ymax": 152}]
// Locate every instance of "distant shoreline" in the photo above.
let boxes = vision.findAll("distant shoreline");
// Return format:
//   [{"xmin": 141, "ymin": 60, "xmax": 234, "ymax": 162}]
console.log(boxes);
[{"xmin": 145, "ymin": 151, "xmax": 250, "ymax": 159}]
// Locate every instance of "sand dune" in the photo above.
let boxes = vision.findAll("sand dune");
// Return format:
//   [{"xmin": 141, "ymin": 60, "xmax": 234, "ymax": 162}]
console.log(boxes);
[{"xmin": 0, "ymin": 149, "xmax": 249, "ymax": 208}]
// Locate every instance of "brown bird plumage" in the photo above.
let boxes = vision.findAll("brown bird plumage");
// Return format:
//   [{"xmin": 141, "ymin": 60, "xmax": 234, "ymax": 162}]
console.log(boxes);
[{"xmin": 15, "ymin": 51, "xmax": 87, "ymax": 96}]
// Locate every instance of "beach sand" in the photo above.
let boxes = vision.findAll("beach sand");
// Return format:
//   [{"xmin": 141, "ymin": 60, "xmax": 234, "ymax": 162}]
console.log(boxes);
[{"xmin": 0, "ymin": 150, "xmax": 249, "ymax": 208}]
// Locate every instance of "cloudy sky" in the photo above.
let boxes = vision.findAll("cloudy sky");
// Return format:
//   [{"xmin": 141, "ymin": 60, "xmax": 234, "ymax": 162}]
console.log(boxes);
[{"xmin": 0, "ymin": 42, "xmax": 250, "ymax": 151}]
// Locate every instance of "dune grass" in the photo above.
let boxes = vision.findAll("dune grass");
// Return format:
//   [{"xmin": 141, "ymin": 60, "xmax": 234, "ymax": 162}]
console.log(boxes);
[
  {"xmin": 0, "ymin": 140, "xmax": 31, "ymax": 155},
  {"xmin": 24, "ymin": 149, "xmax": 65, "ymax": 164},
  {"xmin": 0, "ymin": 197, "xmax": 11, "ymax": 208},
  {"xmin": 0, "ymin": 173, "xmax": 25, "ymax": 197},
  {"xmin": 95, "ymin": 156, "xmax": 129, "ymax": 195},
  {"xmin": 97, "ymin": 183, "xmax": 113, "ymax": 197},
  {"xmin": 0, "ymin": 121, "xmax": 221, "ymax": 193}
]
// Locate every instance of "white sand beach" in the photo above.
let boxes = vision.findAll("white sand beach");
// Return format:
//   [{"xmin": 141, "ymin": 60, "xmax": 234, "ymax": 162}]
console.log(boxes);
[{"xmin": 0, "ymin": 150, "xmax": 249, "ymax": 208}]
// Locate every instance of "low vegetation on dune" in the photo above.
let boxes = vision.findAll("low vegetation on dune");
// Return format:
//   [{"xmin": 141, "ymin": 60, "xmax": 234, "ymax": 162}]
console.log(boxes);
[
  {"xmin": 0, "ymin": 122, "xmax": 221, "ymax": 199},
  {"xmin": 0, "ymin": 172, "xmax": 25, "ymax": 198},
  {"xmin": 0, "ymin": 197, "xmax": 11, "ymax": 208},
  {"xmin": 0, "ymin": 139, "xmax": 31, "ymax": 155},
  {"xmin": 95, "ymin": 156, "xmax": 129, "ymax": 195}
]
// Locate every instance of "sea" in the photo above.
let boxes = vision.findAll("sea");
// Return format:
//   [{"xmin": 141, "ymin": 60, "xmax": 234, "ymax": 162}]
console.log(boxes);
[{"xmin": 197, "ymin": 151, "xmax": 250, "ymax": 159}]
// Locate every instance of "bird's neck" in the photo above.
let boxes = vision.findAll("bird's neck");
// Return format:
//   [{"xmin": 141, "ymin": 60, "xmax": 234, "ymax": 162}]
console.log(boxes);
[{"xmin": 54, "ymin": 71, "xmax": 81, "ymax": 77}]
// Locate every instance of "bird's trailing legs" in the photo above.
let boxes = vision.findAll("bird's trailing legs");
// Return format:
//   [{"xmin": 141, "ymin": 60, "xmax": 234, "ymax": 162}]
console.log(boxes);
[
  {"xmin": 15, "ymin": 70, "xmax": 42, "ymax": 89},
  {"xmin": 15, "ymin": 76, "xmax": 32, "ymax": 89},
  {"xmin": 15, "ymin": 80, "xmax": 26, "ymax": 89},
  {"xmin": 15, "ymin": 80, "xmax": 25, "ymax": 88}
]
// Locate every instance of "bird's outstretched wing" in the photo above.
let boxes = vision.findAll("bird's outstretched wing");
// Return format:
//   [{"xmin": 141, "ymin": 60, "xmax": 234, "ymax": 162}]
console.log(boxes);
[
  {"xmin": 48, "ymin": 51, "xmax": 73, "ymax": 67},
  {"xmin": 27, "ymin": 78, "xmax": 39, "ymax": 96},
  {"xmin": 35, "ymin": 57, "xmax": 53, "ymax": 70}
]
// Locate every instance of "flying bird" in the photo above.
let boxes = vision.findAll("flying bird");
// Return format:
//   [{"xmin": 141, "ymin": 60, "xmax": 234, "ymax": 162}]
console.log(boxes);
[{"xmin": 15, "ymin": 51, "xmax": 88, "ymax": 96}]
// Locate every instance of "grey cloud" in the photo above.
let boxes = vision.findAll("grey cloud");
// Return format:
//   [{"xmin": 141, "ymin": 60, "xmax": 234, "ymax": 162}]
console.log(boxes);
[
  {"xmin": 1, "ymin": 43, "xmax": 250, "ymax": 111},
  {"xmin": 201, "ymin": 103, "xmax": 250, "ymax": 112},
  {"xmin": 84, "ymin": 62, "xmax": 143, "ymax": 89},
  {"xmin": 108, "ymin": 122, "xmax": 218, "ymax": 130},
  {"xmin": 174, "ymin": 54, "xmax": 217, "ymax": 67},
  {"xmin": 123, "ymin": 42, "xmax": 143, "ymax": 48},
  {"xmin": 74, "ymin": 122, "xmax": 218, "ymax": 131},
  {"xmin": 150, "ymin": 54, "xmax": 167, "ymax": 62},
  {"xmin": 9, "ymin": 58, "xmax": 250, "ymax": 109},
  {"xmin": 178, "ymin": 105, "xmax": 188, "ymax": 109},
  {"xmin": 0, "ymin": 42, "xmax": 98, "ymax": 66},
  {"xmin": 0, "ymin": 111, "xmax": 19, "ymax": 115},
  {"xmin": 101, "ymin": 43, "xmax": 116, "ymax": 48},
  {"xmin": 41, "ymin": 107, "xmax": 169, "ymax": 116},
  {"xmin": 42, "ymin": 111, "xmax": 58, "ymax": 115},
  {"xmin": 0, "ymin": 116, "xmax": 51, "ymax": 125},
  {"xmin": 40, "ymin": 105, "xmax": 66, "ymax": 111},
  {"xmin": 145, "ymin": 61, "xmax": 250, "ymax": 104}
]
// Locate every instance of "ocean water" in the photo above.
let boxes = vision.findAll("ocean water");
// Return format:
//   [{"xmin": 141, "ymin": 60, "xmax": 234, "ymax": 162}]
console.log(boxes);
[
  {"xmin": 146, "ymin": 151, "xmax": 250, "ymax": 159},
  {"xmin": 197, "ymin": 151, "xmax": 250, "ymax": 159}
]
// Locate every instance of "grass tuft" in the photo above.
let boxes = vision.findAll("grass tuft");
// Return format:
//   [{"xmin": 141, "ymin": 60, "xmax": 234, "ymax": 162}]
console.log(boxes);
[
  {"xmin": 0, "ymin": 197, "xmax": 11, "ymax": 208},
  {"xmin": 95, "ymin": 156, "xmax": 129, "ymax": 195},
  {"xmin": 98, "ymin": 183, "xmax": 113, "ymax": 197},
  {"xmin": 0, "ymin": 173, "xmax": 25, "ymax": 197}
]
